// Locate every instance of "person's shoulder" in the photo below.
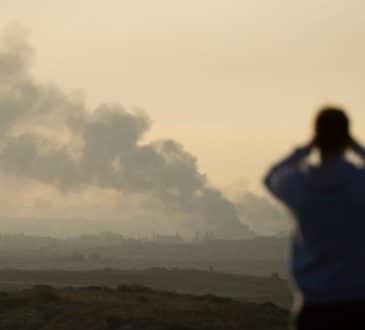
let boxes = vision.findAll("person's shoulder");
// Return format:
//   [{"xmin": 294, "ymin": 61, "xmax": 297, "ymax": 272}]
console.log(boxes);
[
  {"xmin": 347, "ymin": 162, "xmax": 365, "ymax": 191},
  {"xmin": 349, "ymin": 162, "xmax": 365, "ymax": 176}
]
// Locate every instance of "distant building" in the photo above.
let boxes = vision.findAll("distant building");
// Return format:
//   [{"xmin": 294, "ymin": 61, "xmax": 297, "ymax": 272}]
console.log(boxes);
[{"xmin": 152, "ymin": 234, "xmax": 184, "ymax": 245}]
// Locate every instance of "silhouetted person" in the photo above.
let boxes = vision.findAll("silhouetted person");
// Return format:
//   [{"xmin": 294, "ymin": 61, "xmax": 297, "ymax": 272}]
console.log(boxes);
[{"xmin": 264, "ymin": 106, "xmax": 365, "ymax": 330}]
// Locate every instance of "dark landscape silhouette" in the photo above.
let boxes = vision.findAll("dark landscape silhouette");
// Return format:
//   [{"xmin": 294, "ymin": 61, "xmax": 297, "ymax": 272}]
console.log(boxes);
[{"xmin": 0, "ymin": 285, "xmax": 288, "ymax": 329}]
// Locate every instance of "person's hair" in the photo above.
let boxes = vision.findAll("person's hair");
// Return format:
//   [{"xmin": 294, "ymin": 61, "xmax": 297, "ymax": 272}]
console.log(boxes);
[{"xmin": 315, "ymin": 107, "xmax": 350, "ymax": 154}]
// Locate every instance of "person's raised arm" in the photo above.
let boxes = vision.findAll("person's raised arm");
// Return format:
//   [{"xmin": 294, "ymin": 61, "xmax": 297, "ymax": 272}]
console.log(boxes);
[
  {"xmin": 349, "ymin": 136, "xmax": 365, "ymax": 163},
  {"xmin": 264, "ymin": 140, "xmax": 314, "ymax": 206}
]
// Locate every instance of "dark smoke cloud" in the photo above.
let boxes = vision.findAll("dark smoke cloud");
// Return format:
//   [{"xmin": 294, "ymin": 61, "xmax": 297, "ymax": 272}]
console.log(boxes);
[
  {"xmin": 235, "ymin": 193, "xmax": 291, "ymax": 236},
  {"xmin": 0, "ymin": 27, "xmax": 254, "ymax": 239}
]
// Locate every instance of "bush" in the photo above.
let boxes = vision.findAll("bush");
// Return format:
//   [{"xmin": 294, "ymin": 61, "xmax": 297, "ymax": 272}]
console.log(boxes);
[
  {"xmin": 31, "ymin": 285, "xmax": 58, "ymax": 305},
  {"xmin": 117, "ymin": 285, "xmax": 153, "ymax": 294}
]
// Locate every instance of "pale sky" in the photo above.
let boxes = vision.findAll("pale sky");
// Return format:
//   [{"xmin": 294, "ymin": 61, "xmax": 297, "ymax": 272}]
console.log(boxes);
[
  {"xmin": 1, "ymin": 0, "xmax": 365, "ymax": 235},
  {"xmin": 2, "ymin": 0, "xmax": 365, "ymax": 189}
]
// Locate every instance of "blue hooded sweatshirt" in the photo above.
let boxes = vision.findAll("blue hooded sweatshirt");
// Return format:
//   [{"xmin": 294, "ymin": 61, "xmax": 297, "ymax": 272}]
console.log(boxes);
[{"xmin": 265, "ymin": 146, "xmax": 365, "ymax": 304}]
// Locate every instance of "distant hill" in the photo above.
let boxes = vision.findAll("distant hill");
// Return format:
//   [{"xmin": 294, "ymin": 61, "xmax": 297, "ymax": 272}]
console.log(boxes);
[
  {"xmin": 0, "ymin": 284, "xmax": 288, "ymax": 330},
  {"xmin": 0, "ymin": 268, "xmax": 292, "ymax": 308},
  {"xmin": 0, "ymin": 233, "xmax": 289, "ymax": 276}
]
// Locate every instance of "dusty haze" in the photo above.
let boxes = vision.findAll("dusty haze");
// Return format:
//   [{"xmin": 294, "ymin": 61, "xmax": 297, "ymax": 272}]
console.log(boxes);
[{"xmin": 1, "ymin": 1, "xmax": 365, "ymax": 236}]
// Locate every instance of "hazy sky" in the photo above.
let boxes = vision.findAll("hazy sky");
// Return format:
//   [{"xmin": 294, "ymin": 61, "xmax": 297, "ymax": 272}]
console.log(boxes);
[
  {"xmin": 2, "ymin": 0, "xmax": 365, "ymax": 188},
  {"xmin": 1, "ymin": 1, "xmax": 365, "ymax": 236}
]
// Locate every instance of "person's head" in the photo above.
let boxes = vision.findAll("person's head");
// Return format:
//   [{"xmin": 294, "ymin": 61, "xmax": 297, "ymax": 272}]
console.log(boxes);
[{"xmin": 314, "ymin": 106, "xmax": 350, "ymax": 158}]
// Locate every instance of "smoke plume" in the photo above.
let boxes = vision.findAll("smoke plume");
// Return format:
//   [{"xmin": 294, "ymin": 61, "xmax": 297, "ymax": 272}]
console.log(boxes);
[
  {"xmin": 235, "ymin": 193, "xmax": 291, "ymax": 236},
  {"xmin": 0, "ymin": 27, "xmax": 254, "ymax": 239}
]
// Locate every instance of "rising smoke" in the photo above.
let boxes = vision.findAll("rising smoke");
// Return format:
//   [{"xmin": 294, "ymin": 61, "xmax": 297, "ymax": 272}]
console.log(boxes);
[
  {"xmin": 0, "ymin": 27, "xmax": 254, "ymax": 239},
  {"xmin": 234, "ymin": 193, "xmax": 291, "ymax": 236}
]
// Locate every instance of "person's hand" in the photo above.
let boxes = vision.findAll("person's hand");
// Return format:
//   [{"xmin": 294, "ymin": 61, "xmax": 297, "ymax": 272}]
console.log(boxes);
[
  {"xmin": 305, "ymin": 136, "xmax": 317, "ymax": 151},
  {"xmin": 348, "ymin": 135, "xmax": 362, "ymax": 154},
  {"xmin": 349, "ymin": 135, "xmax": 357, "ymax": 149}
]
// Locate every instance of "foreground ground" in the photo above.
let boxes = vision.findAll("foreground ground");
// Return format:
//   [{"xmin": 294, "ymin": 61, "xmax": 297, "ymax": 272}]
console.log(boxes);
[{"xmin": 0, "ymin": 285, "xmax": 288, "ymax": 330}]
